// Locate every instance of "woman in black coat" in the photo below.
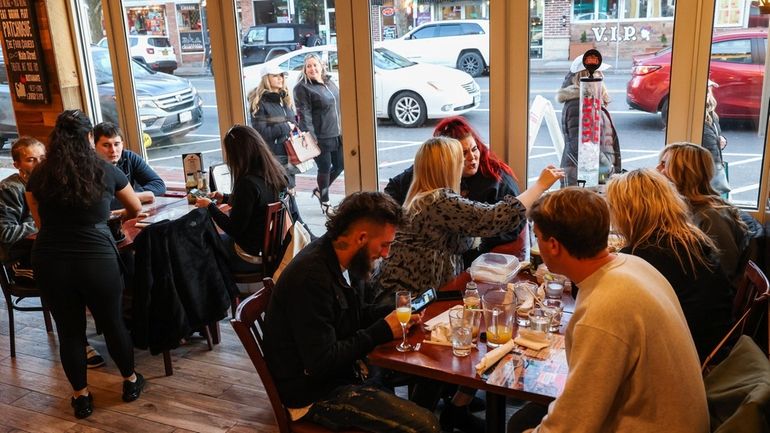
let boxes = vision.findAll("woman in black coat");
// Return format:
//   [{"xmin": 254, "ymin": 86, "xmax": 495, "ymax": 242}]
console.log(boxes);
[
  {"xmin": 248, "ymin": 64, "xmax": 297, "ymax": 191},
  {"xmin": 702, "ymin": 81, "xmax": 730, "ymax": 196},
  {"xmin": 294, "ymin": 53, "xmax": 342, "ymax": 214},
  {"xmin": 556, "ymin": 57, "xmax": 621, "ymax": 186}
]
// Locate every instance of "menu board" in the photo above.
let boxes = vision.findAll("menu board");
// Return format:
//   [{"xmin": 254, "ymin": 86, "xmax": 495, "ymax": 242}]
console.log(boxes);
[{"xmin": 0, "ymin": 0, "xmax": 49, "ymax": 104}]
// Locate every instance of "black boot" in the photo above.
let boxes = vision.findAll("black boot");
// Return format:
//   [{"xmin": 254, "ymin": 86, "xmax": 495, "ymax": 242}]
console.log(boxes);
[{"xmin": 439, "ymin": 404, "xmax": 485, "ymax": 433}]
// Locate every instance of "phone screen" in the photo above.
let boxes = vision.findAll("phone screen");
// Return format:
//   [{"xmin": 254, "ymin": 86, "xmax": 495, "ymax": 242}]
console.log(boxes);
[{"xmin": 411, "ymin": 288, "xmax": 436, "ymax": 312}]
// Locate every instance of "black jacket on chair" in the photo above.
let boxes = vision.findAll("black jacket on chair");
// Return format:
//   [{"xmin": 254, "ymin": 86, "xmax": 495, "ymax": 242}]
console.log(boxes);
[{"xmin": 132, "ymin": 208, "xmax": 237, "ymax": 354}]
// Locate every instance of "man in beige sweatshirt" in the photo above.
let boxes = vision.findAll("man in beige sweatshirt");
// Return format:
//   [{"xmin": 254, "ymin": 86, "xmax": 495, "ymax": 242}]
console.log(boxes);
[{"xmin": 523, "ymin": 187, "xmax": 709, "ymax": 433}]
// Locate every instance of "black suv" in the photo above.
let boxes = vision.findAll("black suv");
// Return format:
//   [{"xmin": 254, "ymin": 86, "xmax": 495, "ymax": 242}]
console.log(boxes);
[{"xmin": 241, "ymin": 23, "xmax": 323, "ymax": 67}]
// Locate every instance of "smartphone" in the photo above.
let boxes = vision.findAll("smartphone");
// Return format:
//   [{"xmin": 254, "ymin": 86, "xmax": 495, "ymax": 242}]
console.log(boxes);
[{"xmin": 411, "ymin": 287, "xmax": 437, "ymax": 313}]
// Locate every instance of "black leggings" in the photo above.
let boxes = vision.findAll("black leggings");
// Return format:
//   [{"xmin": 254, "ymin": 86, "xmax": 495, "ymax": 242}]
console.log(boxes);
[
  {"xmin": 35, "ymin": 256, "xmax": 134, "ymax": 390},
  {"xmin": 315, "ymin": 137, "xmax": 344, "ymax": 202}
]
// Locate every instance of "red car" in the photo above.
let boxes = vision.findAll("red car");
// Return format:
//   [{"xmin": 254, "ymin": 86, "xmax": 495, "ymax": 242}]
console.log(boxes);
[{"xmin": 626, "ymin": 31, "xmax": 767, "ymax": 124}]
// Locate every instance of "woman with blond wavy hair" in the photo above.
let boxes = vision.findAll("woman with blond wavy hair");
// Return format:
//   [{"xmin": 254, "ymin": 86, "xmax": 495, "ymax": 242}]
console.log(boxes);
[
  {"xmin": 606, "ymin": 168, "xmax": 733, "ymax": 362},
  {"xmin": 657, "ymin": 142, "xmax": 748, "ymax": 282},
  {"xmin": 371, "ymin": 137, "xmax": 562, "ymax": 303}
]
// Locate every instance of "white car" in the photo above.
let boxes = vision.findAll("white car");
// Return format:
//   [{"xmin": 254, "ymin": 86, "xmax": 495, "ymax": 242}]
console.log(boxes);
[
  {"xmin": 98, "ymin": 35, "xmax": 178, "ymax": 74},
  {"xmin": 376, "ymin": 20, "xmax": 489, "ymax": 77},
  {"xmin": 242, "ymin": 45, "xmax": 481, "ymax": 128}
]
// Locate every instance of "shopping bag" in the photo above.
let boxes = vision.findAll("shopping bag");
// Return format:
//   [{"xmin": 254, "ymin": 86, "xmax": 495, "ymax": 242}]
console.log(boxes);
[{"xmin": 284, "ymin": 128, "xmax": 320, "ymax": 165}]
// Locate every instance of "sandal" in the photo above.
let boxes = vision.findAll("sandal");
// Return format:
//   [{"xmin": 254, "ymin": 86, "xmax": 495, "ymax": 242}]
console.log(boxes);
[{"xmin": 313, "ymin": 188, "xmax": 330, "ymax": 214}]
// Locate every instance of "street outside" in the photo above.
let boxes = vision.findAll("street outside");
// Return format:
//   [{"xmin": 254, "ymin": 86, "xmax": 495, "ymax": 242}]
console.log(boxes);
[
  {"xmin": 138, "ymin": 71, "xmax": 766, "ymax": 208},
  {"xmin": 0, "ymin": 69, "xmax": 764, "ymax": 219}
]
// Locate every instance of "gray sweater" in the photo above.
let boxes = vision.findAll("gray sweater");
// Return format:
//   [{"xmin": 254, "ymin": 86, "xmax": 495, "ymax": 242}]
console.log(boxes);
[{"xmin": 534, "ymin": 254, "xmax": 709, "ymax": 433}]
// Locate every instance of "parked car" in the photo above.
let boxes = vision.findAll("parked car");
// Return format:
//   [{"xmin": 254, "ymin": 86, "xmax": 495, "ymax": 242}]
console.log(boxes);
[
  {"xmin": 376, "ymin": 19, "xmax": 489, "ymax": 77},
  {"xmin": 91, "ymin": 47, "xmax": 203, "ymax": 142},
  {"xmin": 241, "ymin": 23, "xmax": 323, "ymax": 67},
  {"xmin": 242, "ymin": 45, "xmax": 481, "ymax": 128},
  {"xmin": 98, "ymin": 35, "xmax": 178, "ymax": 74},
  {"xmin": 626, "ymin": 31, "xmax": 767, "ymax": 124}
]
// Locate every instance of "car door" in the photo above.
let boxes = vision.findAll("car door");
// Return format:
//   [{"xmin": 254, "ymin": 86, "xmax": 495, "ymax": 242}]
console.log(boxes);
[{"xmin": 709, "ymin": 37, "xmax": 762, "ymax": 119}]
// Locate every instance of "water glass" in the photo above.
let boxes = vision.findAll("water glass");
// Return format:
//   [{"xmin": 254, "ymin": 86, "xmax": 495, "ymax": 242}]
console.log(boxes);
[
  {"xmin": 448, "ymin": 306, "xmax": 473, "ymax": 357},
  {"xmin": 528, "ymin": 308, "xmax": 553, "ymax": 333},
  {"xmin": 512, "ymin": 281, "xmax": 538, "ymax": 327},
  {"xmin": 542, "ymin": 299, "xmax": 564, "ymax": 332},
  {"xmin": 544, "ymin": 281, "xmax": 565, "ymax": 299}
]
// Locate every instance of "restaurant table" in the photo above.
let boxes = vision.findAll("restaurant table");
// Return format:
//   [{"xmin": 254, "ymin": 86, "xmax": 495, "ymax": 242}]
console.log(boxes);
[
  {"xmin": 118, "ymin": 196, "xmax": 194, "ymax": 249},
  {"xmin": 367, "ymin": 270, "xmax": 574, "ymax": 433}
]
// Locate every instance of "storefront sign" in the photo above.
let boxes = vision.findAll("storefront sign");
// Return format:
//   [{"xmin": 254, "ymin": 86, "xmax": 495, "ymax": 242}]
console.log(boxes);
[
  {"xmin": 382, "ymin": 7, "xmax": 395, "ymax": 17},
  {"xmin": 180, "ymin": 31, "xmax": 204, "ymax": 52},
  {"xmin": 591, "ymin": 25, "xmax": 652, "ymax": 43},
  {"xmin": 0, "ymin": 0, "xmax": 49, "ymax": 104}
]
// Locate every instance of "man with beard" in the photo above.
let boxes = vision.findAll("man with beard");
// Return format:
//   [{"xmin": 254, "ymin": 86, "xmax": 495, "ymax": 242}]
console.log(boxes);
[{"xmin": 263, "ymin": 192, "xmax": 440, "ymax": 433}]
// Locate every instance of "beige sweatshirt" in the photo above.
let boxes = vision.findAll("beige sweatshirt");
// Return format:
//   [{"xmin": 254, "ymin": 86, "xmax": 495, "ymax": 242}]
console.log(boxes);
[{"xmin": 534, "ymin": 254, "xmax": 709, "ymax": 433}]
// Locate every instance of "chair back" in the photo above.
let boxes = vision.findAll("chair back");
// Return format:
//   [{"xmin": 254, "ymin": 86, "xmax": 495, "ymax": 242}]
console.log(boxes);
[
  {"xmin": 209, "ymin": 163, "xmax": 232, "ymax": 194},
  {"xmin": 702, "ymin": 260, "xmax": 770, "ymax": 371},
  {"xmin": 262, "ymin": 201, "xmax": 288, "ymax": 276},
  {"xmin": 231, "ymin": 277, "xmax": 293, "ymax": 432}
]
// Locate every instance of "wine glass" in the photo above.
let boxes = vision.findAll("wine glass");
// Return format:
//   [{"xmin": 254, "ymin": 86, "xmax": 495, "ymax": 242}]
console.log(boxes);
[{"xmin": 395, "ymin": 290, "xmax": 413, "ymax": 352}]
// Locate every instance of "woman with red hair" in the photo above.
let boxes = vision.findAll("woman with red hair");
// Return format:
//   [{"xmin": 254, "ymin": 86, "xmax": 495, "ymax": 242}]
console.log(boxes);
[{"xmin": 385, "ymin": 116, "xmax": 523, "ymax": 259}]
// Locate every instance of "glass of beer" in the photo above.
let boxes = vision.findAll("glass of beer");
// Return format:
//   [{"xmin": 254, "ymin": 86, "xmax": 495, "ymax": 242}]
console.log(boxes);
[{"xmin": 395, "ymin": 291, "xmax": 413, "ymax": 352}]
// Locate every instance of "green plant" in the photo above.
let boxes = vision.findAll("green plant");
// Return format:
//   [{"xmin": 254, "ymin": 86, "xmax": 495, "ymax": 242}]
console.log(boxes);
[
  {"xmin": 580, "ymin": 30, "xmax": 588, "ymax": 43},
  {"xmin": 660, "ymin": 33, "xmax": 668, "ymax": 45}
]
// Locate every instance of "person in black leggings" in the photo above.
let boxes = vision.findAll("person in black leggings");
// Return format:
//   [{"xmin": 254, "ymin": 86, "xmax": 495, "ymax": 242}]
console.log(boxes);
[
  {"xmin": 26, "ymin": 110, "xmax": 144, "ymax": 419},
  {"xmin": 294, "ymin": 53, "xmax": 343, "ymax": 214}
]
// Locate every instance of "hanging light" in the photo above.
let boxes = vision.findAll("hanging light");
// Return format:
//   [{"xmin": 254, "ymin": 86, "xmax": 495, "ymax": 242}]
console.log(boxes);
[{"xmin": 760, "ymin": 0, "xmax": 770, "ymax": 15}]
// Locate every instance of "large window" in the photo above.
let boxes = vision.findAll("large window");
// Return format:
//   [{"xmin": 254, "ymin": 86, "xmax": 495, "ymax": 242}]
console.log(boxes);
[
  {"xmin": 239, "ymin": 1, "xmax": 338, "ymax": 234},
  {"xmin": 529, "ymin": 0, "xmax": 674, "ymax": 187},
  {"xmin": 702, "ymin": 10, "xmax": 768, "ymax": 207},
  {"xmin": 371, "ymin": 6, "xmax": 488, "ymax": 198},
  {"xmin": 0, "ymin": 49, "xmax": 19, "ymax": 167}
]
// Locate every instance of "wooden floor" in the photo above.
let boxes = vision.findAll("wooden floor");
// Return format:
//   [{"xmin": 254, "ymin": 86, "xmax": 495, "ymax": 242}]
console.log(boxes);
[{"xmin": 0, "ymin": 300, "xmax": 279, "ymax": 433}]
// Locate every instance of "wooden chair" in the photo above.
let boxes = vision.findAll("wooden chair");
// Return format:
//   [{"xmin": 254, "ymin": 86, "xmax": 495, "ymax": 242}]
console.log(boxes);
[
  {"xmin": 0, "ymin": 262, "xmax": 53, "ymax": 357},
  {"xmin": 230, "ymin": 201, "xmax": 287, "ymax": 317},
  {"xmin": 702, "ymin": 260, "xmax": 770, "ymax": 372},
  {"xmin": 231, "ymin": 278, "xmax": 362, "ymax": 433}
]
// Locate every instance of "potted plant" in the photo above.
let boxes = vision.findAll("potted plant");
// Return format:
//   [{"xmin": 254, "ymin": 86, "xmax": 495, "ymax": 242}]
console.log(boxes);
[{"xmin": 569, "ymin": 30, "xmax": 595, "ymax": 60}]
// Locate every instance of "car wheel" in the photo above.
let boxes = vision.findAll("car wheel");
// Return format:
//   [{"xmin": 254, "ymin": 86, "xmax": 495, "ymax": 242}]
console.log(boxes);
[
  {"xmin": 660, "ymin": 98, "xmax": 669, "ymax": 127},
  {"xmin": 457, "ymin": 51, "xmax": 484, "ymax": 77},
  {"xmin": 307, "ymin": 35, "xmax": 323, "ymax": 46},
  {"xmin": 390, "ymin": 91, "xmax": 427, "ymax": 128}
]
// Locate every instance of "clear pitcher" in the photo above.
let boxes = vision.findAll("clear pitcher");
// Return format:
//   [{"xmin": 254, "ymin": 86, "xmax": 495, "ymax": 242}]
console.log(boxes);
[{"xmin": 482, "ymin": 289, "xmax": 516, "ymax": 348}]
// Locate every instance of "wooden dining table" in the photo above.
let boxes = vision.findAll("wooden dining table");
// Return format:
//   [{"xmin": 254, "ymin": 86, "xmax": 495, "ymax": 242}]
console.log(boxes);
[
  {"xmin": 367, "ymin": 270, "xmax": 574, "ymax": 433},
  {"xmin": 117, "ymin": 195, "xmax": 198, "ymax": 249}
]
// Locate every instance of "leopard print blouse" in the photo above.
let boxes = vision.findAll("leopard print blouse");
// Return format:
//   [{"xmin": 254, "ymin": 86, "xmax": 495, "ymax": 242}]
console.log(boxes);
[{"xmin": 371, "ymin": 188, "xmax": 526, "ymax": 303}]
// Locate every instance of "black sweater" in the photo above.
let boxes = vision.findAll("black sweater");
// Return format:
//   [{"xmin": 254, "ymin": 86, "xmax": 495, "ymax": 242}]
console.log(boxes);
[
  {"xmin": 621, "ymin": 243, "xmax": 733, "ymax": 362},
  {"xmin": 263, "ymin": 235, "xmax": 393, "ymax": 408}
]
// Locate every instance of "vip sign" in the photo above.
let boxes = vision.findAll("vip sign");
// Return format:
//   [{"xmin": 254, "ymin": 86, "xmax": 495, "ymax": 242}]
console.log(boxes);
[{"xmin": 591, "ymin": 25, "xmax": 652, "ymax": 43}]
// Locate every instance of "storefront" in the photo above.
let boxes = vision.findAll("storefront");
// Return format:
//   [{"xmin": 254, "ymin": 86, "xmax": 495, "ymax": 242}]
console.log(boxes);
[
  {"xmin": 126, "ymin": 5, "xmax": 168, "ymax": 35},
  {"xmin": 176, "ymin": 3, "xmax": 205, "ymax": 62},
  {"xmin": 552, "ymin": 0, "xmax": 759, "ymax": 61}
]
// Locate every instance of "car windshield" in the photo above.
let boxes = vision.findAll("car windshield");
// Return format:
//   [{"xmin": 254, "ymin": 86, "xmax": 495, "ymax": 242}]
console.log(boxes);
[
  {"xmin": 373, "ymin": 48, "xmax": 415, "ymax": 70},
  {"xmin": 92, "ymin": 50, "xmax": 154, "ymax": 84}
]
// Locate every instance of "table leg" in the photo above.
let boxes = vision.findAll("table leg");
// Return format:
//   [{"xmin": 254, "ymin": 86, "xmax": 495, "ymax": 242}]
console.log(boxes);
[{"xmin": 486, "ymin": 391, "xmax": 506, "ymax": 433}]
